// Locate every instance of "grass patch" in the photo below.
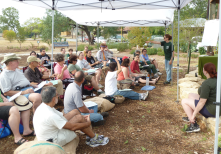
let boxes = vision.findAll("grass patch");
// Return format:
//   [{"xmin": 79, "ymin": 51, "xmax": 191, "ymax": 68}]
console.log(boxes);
[
  {"xmin": 77, "ymin": 44, "xmax": 94, "ymax": 51},
  {"xmin": 146, "ymin": 48, "xmax": 157, "ymax": 55},
  {"xmin": 147, "ymin": 110, "xmax": 151, "ymax": 113},
  {"xmin": 130, "ymin": 49, "xmax": 135, "ymax": 54},
  {"xmin": 181, "ymin": 124, "xmax": 188, "ymax": 132},
  {"xmin": 191, "ymin": 54, "xmax": 199, "ymax": 58},
  {"xmin": 124, "ymin": 140, "xmax": 129, "ymax": 144},
  {"xmin": 141, "ymin": 146, "xmax": 146, "ymax": 152}
]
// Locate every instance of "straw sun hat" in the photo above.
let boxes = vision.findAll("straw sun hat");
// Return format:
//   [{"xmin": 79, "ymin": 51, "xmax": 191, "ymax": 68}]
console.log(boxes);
[{"xmin": 1, "ymin": 53, "xmax": 21, "ymax": 63}]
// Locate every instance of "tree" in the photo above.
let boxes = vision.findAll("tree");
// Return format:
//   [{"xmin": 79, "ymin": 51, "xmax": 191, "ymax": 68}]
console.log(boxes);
[
  {"xmin": 0, "ymin": 7, "xmax": 20, "ymax": 32},
  {"xmin": 127, "ymin": 27, "xmax": 151, "ymax": 48},
  {"xmin": 16, "ymin": 27, "xmax": 27, "ymax": 48},
  {"xmin": 23, "ymin": 17, "xmax": 43, "ymax": 40},
  {"xmin": 3, "ymin": 30, "xmax": 16, "ymax": 43},
  {"xmin": 102, "ymin": 27, "xmax": 119, "ymax": 39}
]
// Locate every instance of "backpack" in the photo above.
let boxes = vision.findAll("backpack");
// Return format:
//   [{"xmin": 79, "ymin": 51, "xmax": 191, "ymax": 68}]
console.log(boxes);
[{"xmin": 117, "ymin": 79, "xmax": 133, "ymax": 90}]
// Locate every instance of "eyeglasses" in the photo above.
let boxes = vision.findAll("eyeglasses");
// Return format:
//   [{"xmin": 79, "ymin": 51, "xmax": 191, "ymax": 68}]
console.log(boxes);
[{"xmin": 73, "ymin": 60, "xmax": 77, "ymax": 61}]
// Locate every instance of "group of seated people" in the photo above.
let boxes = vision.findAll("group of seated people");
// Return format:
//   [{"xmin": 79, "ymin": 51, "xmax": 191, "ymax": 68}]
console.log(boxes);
[{"xmin": 1, "ymin": 43, "xmax": 216, "ymax": 150}]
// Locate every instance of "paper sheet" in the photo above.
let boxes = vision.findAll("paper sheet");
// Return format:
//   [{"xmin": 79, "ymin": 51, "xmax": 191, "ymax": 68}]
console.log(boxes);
[
  {"xmin": 84, "ymin": 101, "xmax": 98, "ymax": 108},
  {"xmin": 34, "ymin": 81, "xmax": 47, "ymax": 91},
  {"xmin": 9, "ymin": 91, "xmax": 22, "ymax": 102},
  {"xmin": 49, "ymin": 80, "xmax": 58, "ymax": 85},
  {"xmin": 85, "ymin": 69, "xmax": 96, "ymax": 73}
]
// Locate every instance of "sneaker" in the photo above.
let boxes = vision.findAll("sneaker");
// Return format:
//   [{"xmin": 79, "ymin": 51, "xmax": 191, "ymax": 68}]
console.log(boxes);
[
  {"xmin": 163, "ymin": 81, "xmax": 170, "ymax": 85},
  {"xmin": 153, "ymin": 74, "xmax": 159, "ymax": 79},
  {"xmin": 185, "ymin": 123, "xmax": 200, "ymax": 133},
  {"xmin": 182, "ymin": 117, "xmax": 190, "ymax": 122},
  {"xmin": 142, "ymin": 91, "xmax": 149, "ymax": 101},
  {"xmin": 97, "ymin": 89, "xmax": 103, "ymax": 93},
  {"xmin": 91, "ymin": 120, "xmax": 106, "ymax": 127},
  {"xmin": 86, "ymin": 134, "xmax": 109, "ymax": 147},
  {"xmin": 92, "ymin": 93, "xmax": 96, "ymax": 97},
  {"xmin": 157, "ymin": 72, "xmax": 162, "ymax": 76},
  {"xmin": 156, "ymin": 69, "xmax": 159, "ymax": 72},
  {"xmin": 135, "ymin": 82, "xmax": 139, "ymax": 86},
  {"xmin": 82, "ymin": 95, "xmax": 87, "ymax": 99},
  {"xmin": 101, "ymin": 112, "xmax": 109, "ymax": 118},
  {"xmin": 98, "ymin": 84, "xmax": 103, "ymax": 88}
]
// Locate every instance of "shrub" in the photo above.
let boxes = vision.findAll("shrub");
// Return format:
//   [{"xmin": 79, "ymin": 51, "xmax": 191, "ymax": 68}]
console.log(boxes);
[
  {"xmin": 3, "ymin": 30, "xmax": 16, "ymax": 43},
  {"xmin": 117, "ymin": 43, "xmax": 129, "ymax": 52},
  {"xmin": 157, "ymin": 48, "xmax": 163, "ymax": 52},
  {"xmin": 37, "ymin": 45, "xmax": 49, "ymax": 51},
  {"xmin": 146, "ymin": 48, "xmax": 157, "ymax": 55},
  {"xmin": 130, "ymin": 49, "xmax": 135, "ymax": 54},
  {"xmin": 77, "ymin": 44, "xmax": 94, "ymax": 51},
  {"xmin": 199, "ymin": 47, "xmax": 206, "ymax": 55},
  {"xmin": 157, "ymin": 52, "xmax": 165, "ymax": 56},
  {"xmin": 191, "ymin": 54, "xmax": 199, "ymax": 58}
]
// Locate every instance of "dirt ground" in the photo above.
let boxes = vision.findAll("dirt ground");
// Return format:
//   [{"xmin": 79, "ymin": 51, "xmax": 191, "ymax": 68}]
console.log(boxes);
[{"xmin": 0, "ymin": 51, "xmax": 215, "ymax": 154}]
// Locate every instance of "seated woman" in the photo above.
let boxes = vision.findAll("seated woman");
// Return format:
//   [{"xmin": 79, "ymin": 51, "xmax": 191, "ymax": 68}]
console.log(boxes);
[
  {"xmin": 117, "ymin": 56, "xmax": 137, "ymax": 87},
  {"xmin": 30, "ymin": 51, "xmax": 51, "ymax": 77},
  {"xmin": 130, "ymin": 54, "xmax": 159, "ymax": 85},
  {"xmin": 141, "ymin": 48, "xmax": 161, "ymax": 74},
  {"xmin": 0, "ymin": 91, "xmax": 34, "ymax": 145},
  {"xmin": 86, "ymin": 50, "xmax": 102, "ymax": 68},
  {"xmin": 54, "ymin": 54, "xmax": 73, "ymax": 81},
  {"xmin": 181, "ymin": 63, "xmax": 219, "ymax": 133},
  {"xmin": 77, "ymin": 52, "xmax": 102, "ymax": 88},
  {"xmin": 66, "ymin": 48, "xmax": 73, "ymax": 60},
  {"xmin": 68, "ymin": 55, "xmax": 103, "ymax": 93}
]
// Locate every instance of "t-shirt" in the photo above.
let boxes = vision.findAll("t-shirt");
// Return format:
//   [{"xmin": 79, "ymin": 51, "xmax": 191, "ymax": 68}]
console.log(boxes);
[
  {"xmin": 68, "ymin": 64, "xmax": 82, "ymax": 74},
  {"xmin": 0, "ymin": 69, "xmax": 30, "ymax": 93},
  {"xmin": 161, "ymin": 41, "xmax": 174, "ymax": 60},
  {"xmin": 105, "ymin": 71, "xmax": 118, "ymax": 96},
  {"xmin": 141, "ymin": 54, "xmax": 149, "ymax": 61},
  {"xmin": 33, "ymin": 103, "xmax": 67, "ymax": 141},
  {"xmin": 54, "ymin": 63, "xmax": 71, "ymax": 80},
  {"xmin": 130, "ymin": 60, "xmax": 140, "ymax": 73},
  {"xmin": 96, "ymin": 50, "xmax": 108, "ymax": 62},
  {"xmin": 64, "ymin": 82, "xmax": 84, "ymax": 114},
  {"xmin": 0, "ymin": 91, "xmax": 3, "ymax": 103},
  {"xmin": 37, "ymin": 53, "xmax": 51, "ymax": 64},
  {"xmin": 76, "ymin": 59, "xmax": 91, "ymax": 69},
  {"xmin": 24, "ymin": 67, "xmax": 43, "ymax": 84},
  {"xmin": 86, "ymin": 56, "xmax": 95, "ymax": 64},
  {"xmin": 198, "ymin": 78, "xmax": 218, "ymax": 116}
]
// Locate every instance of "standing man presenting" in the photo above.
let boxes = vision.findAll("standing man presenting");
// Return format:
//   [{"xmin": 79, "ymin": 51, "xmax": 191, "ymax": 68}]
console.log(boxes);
[{"xmin": 146, "ymin": 34, "xmax": 174, "ymax": 85}]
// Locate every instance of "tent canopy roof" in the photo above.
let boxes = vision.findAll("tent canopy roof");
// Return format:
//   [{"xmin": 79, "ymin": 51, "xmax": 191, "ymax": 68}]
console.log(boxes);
[
  {"xmin": 14, "ymin": 0, "xmax": 192, "ymax": 10},
  {"xmin": 60, "ymin": 9, "xmax": 174, "ymax": 27}
]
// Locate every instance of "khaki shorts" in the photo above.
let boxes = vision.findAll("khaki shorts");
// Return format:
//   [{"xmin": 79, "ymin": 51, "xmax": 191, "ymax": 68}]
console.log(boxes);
[
  {"xmin": 53, "ymin": 129, "xmax": 77, "ymax": 146},
  {"xmin": 85, "ymin": 75, "xmax": 93, "ymax": 82}
]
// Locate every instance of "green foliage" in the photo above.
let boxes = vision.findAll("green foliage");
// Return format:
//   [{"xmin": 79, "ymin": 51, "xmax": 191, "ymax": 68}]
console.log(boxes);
[
  {"xmin": 3, "ymin": 30, "xmax": 16, "ymax": 43},
  {"xmin": 0, "ymin": 7, "xmax": 20, "ymax": 32},
  {"xmin": 218, "ymin": 135, "xmax": 221, "ymax": 148},
  {"xmin": 199, "ymin": 47, "xmax": 206, "ymax": 55},
  {"xmin": 146, "ymin": 48, "xmax": 157, "ymax": 55},
  {"xmin": 157, "ymin": 52, "xmax": 165, "ymax": 56},
  {"xmin": 117, "ymin": 43, "xmax": 130, "ymax": 52},
  {"xmin": 77, "ymin": 44, "xmax": 94, "ymax": 51},
  {"xmin": 16, "ymin": 27, "xmax": 26, "ymax": 48},
  {"xmin": 130, "ymin": 49, "xmax": 135, "ymax": 54},
  {"xmin": 124, "ymin": 140, "xmax": 128, "ymax": 144},
  {"xmin": 191, "ymin": 54, "xmax": 199, "ymax": 58},
  {"xmin": 102, "ymin": 27, "xmax": 119, "ymax": 39},
  {"xmin": 157, "ymin": 48, "xmax": 163, "ymax": 52},
  {"xmin": 128, "ymin": 27, "xmax": 151, "ymax": 47},
  {"xmin": 149, "ymin": 27, "xmax": 165, "ymax": 36},
  {"xmin": 37, "ymin": 45, "xmax": 49, "ymax": 51},
  {"xmin": 141, "ymin": 147, "xmax": 146, "ymax": 152},
  {"xmin": 23, "ymin": 17, "xmax": 43, "ymax": 40},
  {"xmin": 181, "ymin": 124, "xmax": 188, "ymax": 132}
]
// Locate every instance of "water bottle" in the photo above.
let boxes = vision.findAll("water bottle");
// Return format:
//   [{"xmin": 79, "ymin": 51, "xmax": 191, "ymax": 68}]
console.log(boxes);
[{"xmin": 146, "ymin": 77, "xmax": 149, "ymax": 86}]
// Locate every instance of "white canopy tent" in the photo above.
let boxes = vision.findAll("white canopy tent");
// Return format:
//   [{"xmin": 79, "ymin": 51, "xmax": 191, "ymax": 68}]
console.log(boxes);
[{"xmin": 13, "ymin": 1, "xmax": 221, "ymax": 154}]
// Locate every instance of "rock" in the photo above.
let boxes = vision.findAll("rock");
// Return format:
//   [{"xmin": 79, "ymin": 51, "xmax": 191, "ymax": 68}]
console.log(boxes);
[
  {"xmin": 179, "ymin": 81, "xmax": 200, "ymax": 89},
  {"xmin": 109, "ymin": 49, "xmax": 119, "ymax": 53},
  {"xmin": 185, "ymin": 74, "xmax": 202, "ymax": 78},
  {"xmin": 180, "ymin": 88, "xmax": 198, "ymax": 100},
  {"xmin": 178, "ymin": 77, "xmax": 201, "ymax": 84}
]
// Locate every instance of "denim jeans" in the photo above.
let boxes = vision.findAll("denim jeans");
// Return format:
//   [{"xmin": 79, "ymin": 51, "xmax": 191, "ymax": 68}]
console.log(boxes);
[
  {"xmin": 165, "ymin": 59, "xmax": 173, "ymax": 82},
  {"xmin": 81, "ymin": 105, "xmax": 103, "ymax": 122},
  {"xmin": 111, "ymin": 90, "xmax": 140, "ymax": 100}
]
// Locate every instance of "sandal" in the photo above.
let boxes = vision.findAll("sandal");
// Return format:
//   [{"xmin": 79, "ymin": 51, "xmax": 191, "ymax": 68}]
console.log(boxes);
[
  {"xmin": 23, "ymin": 131, "xmax": 35, "ymax": 137},
  {"xmin": 155, "ymin": 76, "xmax": 161, "ymax": 84},
  {"xmin": 15, "ymin": 138, "xmax": 27, "ymax": 146}
]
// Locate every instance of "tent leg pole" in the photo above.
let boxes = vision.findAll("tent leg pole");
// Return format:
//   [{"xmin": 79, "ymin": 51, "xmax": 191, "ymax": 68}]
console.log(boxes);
[
  {"xmin": 171, "ymin": 22, "xmax": 174, "ymax": 86},
  {"xmin": 97, "ymin": 23, "xmax": 99, "ymax": 50},
  {"xmin": 165, "ymin": 24, "xmax": 167, "ymax": 35},
  {"xmin": 214, "ymin": 0, "xmax": 221, "ymax": 153},
  {"xmin": 51, "ymin": 2, "xmax": 54, "ymax": 75},
  {"xmin": 176, "ymin": 1, "xmax": 180, "ymax": 103},
  {"xmin": 76, "ymin": 23, "xmax": 78, "ymax": 54}
]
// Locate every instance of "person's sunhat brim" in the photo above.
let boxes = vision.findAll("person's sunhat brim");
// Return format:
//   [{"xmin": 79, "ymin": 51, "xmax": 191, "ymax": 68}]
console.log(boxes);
[
  {"xmin": 13, "ymin": 96, "xmax": 33, "ymax": 112},
  {"xmin": 1, "ymin": 57, "xmax": 21, "ymax": 63}
]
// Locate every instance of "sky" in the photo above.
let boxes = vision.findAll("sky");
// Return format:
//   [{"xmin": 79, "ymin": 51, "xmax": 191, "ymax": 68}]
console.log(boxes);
[{"xmin": 0, "ymin": 0, "xmax": 46, "ymax": 25}]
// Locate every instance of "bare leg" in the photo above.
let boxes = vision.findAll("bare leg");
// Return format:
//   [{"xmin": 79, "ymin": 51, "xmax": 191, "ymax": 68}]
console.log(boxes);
[
  {"xmin": 64, "ymin": 109, "xmax": 81, "ymax": 121},
  {"xmin": 188, "ymin": 93, "xmax": 200, "ymax": 100},
  {"xmin": 69, "ymin": 114, "xmax": 95, "ymax": 138},
  {"xmin": 138, "ymin": 78, "xmax": 156, "ymax": 84},
  {"xmin": 181, "ymin": 98, "xmax": 196, "ymax": 120},
  {"xmin": 20, "ymin": 109, "xmax": 34, "ymax": 135},
  {"xmin": 28, "ymin": 93, "xmax": 42, "ymax": 113},
  {"xmin": 8, "ymin": 107, "xmax": 24, "ymax": 143},
  {"xmin": 95, "ymin": 70, "xmax": 101, "ymax": 85},
  {"xmin": 153, "ymin": 60, "xmax": 158, "ymax": 69},
  {"xmin": 90, "ymin": 76, "xmax": 99, "ymax": 90}
]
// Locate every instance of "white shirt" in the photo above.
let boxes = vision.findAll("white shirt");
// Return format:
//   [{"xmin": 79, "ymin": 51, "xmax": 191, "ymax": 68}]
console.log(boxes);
[
  {"xmin": 105, "ymin": 71, "xmax": 118, "ymax": 96},
  {"xmin": 33, "ymin": 103, "xmax": 67, "ymax": 141},
  {"xmin": 76, "ymin": 59, "xmax": 91, "ymax": 69}
]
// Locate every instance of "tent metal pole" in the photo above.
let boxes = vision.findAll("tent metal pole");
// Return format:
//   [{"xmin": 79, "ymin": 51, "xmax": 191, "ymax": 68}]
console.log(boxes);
[
  {"xmin": 165, "ymin": 23, "xmax": 167, "ymax": 35},
  {"xmin": 171, "ymin": 22, "xmax": 174, "ymax": 86},
  {"xmin": 176, "ymin": 0, "xmax": 180, "ymax": 102},
  {"xmin": 51, "ymin": 0, "xmax": 55, "ymax": 75},
  {"xmin": 76, "ymin": 23, "xmax": 78, "ymax": 54},
  {"xmin": 214, "ymin": 0, "xmax": 221, "ymax": 153},
  {"xmin": 97, "ymin": 22, "xmax": 99, "ymax": 50}
]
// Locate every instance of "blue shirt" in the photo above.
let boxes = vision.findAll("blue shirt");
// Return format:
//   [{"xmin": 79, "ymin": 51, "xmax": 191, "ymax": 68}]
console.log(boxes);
[{"xmin": 141, "ymin": 54, "xmax": 149, "ymax": 61}]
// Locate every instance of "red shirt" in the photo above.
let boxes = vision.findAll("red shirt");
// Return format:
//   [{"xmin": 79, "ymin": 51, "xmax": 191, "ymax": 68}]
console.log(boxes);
[{"xmin": 130, "ymin": 60, "xmax": 140, "ymax": 73}]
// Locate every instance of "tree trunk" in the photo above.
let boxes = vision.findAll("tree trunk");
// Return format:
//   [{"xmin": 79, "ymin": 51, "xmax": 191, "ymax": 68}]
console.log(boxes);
[
  {"xmin": 83, "ymin": 26, "xmax": 93, "ymax": 45},
  {"xmin": 34, "ymin": 33, "xmax": 37, "ymax": 40}
]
